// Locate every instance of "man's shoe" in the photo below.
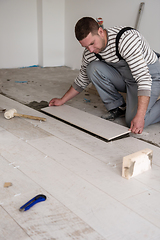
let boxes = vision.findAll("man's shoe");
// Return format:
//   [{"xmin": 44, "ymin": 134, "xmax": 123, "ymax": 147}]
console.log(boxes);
[{"xmin": 101, "ymin": 107, "xmax": 125, "ymax": 120}]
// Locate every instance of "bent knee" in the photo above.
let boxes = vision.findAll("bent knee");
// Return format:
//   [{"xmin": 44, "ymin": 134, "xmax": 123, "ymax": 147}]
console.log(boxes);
[
  {"xmin": 86, "ymin": 60, "xmax": 106, "ymax": 77},
  {"xmin": 86, "ymin": 61, "xmax": 99, "ymax": 78}
]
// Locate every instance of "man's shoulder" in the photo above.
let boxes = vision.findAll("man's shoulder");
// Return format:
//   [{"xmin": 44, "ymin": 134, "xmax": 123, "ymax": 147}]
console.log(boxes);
[{"xmin": 107, "ymin": 26, "xmax": 126, "ymax": 35}]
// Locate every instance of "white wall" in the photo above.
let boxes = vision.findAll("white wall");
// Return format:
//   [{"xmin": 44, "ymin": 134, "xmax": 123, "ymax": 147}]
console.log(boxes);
[
  {"xmin": 0, "ymin": 0, "xmax": 38, "ymax": 68},
  {"xmin": 0, "ymin": 0, "xmax": 65, "ymax": 69},
  {"xmin": 41, "ymin": 0, "xmax": 65, "ymax": 67},
  {"xmin": 0, "ymin": 0, "xmax": 159, "ymax": 69},
  {"xmin": 65, "ymin": 0, "xmax": 160, "ymax": 70},
  {"xmin": 37, "ymin": 0, "xmax": 43, "ymax": 67}
]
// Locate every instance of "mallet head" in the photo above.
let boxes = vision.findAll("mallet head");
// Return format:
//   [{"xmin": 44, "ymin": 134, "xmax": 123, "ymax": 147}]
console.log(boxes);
[{"xmin": 4, "ymin": 109, "xmax": 17, "ymax": 119}]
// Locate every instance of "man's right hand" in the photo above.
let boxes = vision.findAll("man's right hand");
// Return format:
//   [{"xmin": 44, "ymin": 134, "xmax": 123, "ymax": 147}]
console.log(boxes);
[
  {"xmin": 49, "ymin": 86, "xmax": 80, "ymax": 107},
  {"xmin": 49, "ymin": 98, "xmax": 64, "ymax": 106}
]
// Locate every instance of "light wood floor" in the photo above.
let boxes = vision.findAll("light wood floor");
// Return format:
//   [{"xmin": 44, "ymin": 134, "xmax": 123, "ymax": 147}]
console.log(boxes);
[{"xmin": 1, "ymin": 94, "xmax": 160, "ymax": 240}]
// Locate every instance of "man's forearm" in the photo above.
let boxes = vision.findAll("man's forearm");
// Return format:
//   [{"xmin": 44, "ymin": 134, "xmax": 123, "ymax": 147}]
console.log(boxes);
[
  {"xmin": 61, "ymin": 86, "xmax": 80, "ymax": 104},
  {"xmin": 49, "ymin": 86, "xmax": 80, "ymax": 106},
  {"xmin": 137, "ymin": 95, "xmax": 150, "ymax": 118}
]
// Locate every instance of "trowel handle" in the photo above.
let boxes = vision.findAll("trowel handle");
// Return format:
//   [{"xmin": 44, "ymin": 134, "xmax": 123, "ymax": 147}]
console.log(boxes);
[{"xmin": 14, "ymin": 113, "xmax": 46, "ymax": 121}]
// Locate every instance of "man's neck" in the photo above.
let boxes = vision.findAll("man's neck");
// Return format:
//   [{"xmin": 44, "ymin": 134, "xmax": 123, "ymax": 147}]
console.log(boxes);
[{"xmin": 104, "ymin": 29, "xmax": 108, "ymax": 46}]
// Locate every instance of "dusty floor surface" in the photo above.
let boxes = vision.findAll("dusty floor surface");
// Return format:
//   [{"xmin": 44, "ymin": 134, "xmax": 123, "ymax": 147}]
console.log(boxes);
[
  {"xmin": 0, "ymin": 66, "xmax": 105, "ymax": 115},
  {"xmin": 0, "ymin": 66, "xmax": 160, "ymax": 147}
]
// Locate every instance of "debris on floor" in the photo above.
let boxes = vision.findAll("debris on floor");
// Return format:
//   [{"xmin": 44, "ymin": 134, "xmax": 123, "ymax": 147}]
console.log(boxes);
[
  {"xmin": 15, "ymin": 81, "xmax": 28, "ymax": 83},
  {"xmin": 84, "ymin": 98, "xmax": 91, "ymax": 102},
  {"xmin": 4, "ymin": 182, "xmax": 12, "ymax": 188},
  {"xmin": 26, "ymin": 100, "xmax": 49, "ymax": 111}
]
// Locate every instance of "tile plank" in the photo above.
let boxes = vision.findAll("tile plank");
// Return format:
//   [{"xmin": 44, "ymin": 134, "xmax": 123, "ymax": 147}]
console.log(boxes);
[
  {"xmin": 0, "ymin": 155, "xmax": 105, "ymax": 240},
  {"xmin": 122, "ymin": 189, "xmax": 160, "ymax": 229},
  {"xmin": 1, "ymin": 96, "xmax": 160, "ymax": 239},
  {"xmin": 28, "ymin": 135, "xmax": 152, "ymax": 201},
  {"xmin": 36, "ymin": 116, "xmax": 160, "ymax": 167},
  {"xmin": 135, "ymin": 164, "xmax": 160, "ymax": 192},
  {"xmin": 0, "ymin": 131, "xmax": 160, "ymax": 239},
  {"xmin": 42, "ymin": 105, "xmax": 130, "ymax": 140},
  {"xmin": 0, "ymin": 130, "xmax": 151, "ymax": 201},
  {"xmin": 0, "ymin": 206, "xmax": 31, "ymax": 240}
]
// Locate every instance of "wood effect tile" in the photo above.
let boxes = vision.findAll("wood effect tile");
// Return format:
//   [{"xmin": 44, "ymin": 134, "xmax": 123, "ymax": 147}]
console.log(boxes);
[
  {"xmin": 1, "ymin": 130, "xmax": 160, "ymax": 239},
  {"xmin": 42, "ymin": 105, "xmax": 130, "ymax": 140},
  {"xmin": 28, "ymin": 135, "xmax": 151, "ymax": 201},
  {"xmin": 122, "ymin": 189, "xmax": 160, "ymax": 229},
  {"xmin": 0, "ymin": 156, "xmax": 105, "ymax": 240},
  {"xmin": 0, "ymin": 206, "xmax": 31, "ymax": 240}
]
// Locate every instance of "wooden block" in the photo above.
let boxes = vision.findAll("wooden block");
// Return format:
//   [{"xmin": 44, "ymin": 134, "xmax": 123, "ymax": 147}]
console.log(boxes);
[{"xmin": 122, "ymin": 149, "xmax": 152, "ymax": 179}]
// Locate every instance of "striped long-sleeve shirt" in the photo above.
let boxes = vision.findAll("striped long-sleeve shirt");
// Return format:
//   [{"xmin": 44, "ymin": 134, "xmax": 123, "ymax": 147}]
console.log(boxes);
[{"xmin": 72, "ymin": 26, "xmax": 157, "ymax": 97}]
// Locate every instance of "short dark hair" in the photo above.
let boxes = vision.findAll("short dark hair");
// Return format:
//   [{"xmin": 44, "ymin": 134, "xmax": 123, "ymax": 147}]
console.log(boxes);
[{"xmin": 75, "ymin": 17, "xmax": 99, "ymax": 41}]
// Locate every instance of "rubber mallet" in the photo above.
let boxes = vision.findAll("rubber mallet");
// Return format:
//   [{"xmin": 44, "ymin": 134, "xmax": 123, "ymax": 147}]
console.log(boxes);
[{"xmin": 4, "ymin": 108, "xmax": 46, "ymax": 121}]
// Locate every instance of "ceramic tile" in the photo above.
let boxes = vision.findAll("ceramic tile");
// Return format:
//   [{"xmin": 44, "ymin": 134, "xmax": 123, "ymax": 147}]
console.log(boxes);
[
  {"xmin": 36, "ymin": 116, "xmax": 160, "ymax": 166},
  {"xmin": 0, "ymin": 156, "xmax": 105, "ymax": 240},
  {"xmin": 12, "ymin": 157, "xmax": 160, "ymax": 240},
  {"xmin": 122, "ymin": 189, "xmax": 160, "ymax": 229},
  {"xmin": 0, "ymin": 116, "xmax": 51, "ymax": 141},
  {"xmin": 3, "ymin": 190, "xmax": 105, "ymax": 240},
  {"xmin": 0, "ymin": 129, "xmax": 149, "ymax": 203},
  {"xmin": 1, "ymin": 129, "xmax": 160, "ymax": 239},
  {"xmin": 0, "ymin": 155, "xmax": 39, "ymax": 204},
  {"xmin": 134, "ymin": 164, "xmax": 160, "ymax": 193},
  {"xmin": 42, "ymin": 105, "xmax": 130, "ymax": 140},
  {"xmin": 27, "ymin": 135, "xmax": 152, "ymax": 201},
  {"xmin": 2, "ymin": 145, "xmax": 160, "ymax": 240},
  {"xmin": 1, "ymin": 95, "xmax": 160, "ymax": 239},
  {"xmin": 0, "ymin": 117, "xmax": 158, "ymax": 204},
  {"xmin": 0, "ymin": 206, "xmax": 31, "ymax": 240}
]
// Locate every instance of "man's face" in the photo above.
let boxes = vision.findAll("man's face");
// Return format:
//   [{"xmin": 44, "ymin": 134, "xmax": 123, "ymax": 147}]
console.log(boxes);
[{"xmin": 79, "ymin": 28, "xmax": 106, "ymax": 54}]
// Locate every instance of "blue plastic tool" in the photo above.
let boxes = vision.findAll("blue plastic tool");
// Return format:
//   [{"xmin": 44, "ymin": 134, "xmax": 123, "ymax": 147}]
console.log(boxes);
[{"xmin": 19, "ymin": 194, "xmax": 46, "ymax": 212}]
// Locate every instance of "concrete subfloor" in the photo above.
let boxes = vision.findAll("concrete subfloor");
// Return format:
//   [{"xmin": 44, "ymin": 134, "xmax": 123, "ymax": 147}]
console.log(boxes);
[{"xmin": 0, "ymin": 66, "xmax": 160, "ymax": 147}]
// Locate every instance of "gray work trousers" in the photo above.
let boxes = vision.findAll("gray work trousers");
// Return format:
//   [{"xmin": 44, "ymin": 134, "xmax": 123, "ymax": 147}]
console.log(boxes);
[{"xmin": 86, "ymin": 59, "xmax": 160, "ymax": 128}]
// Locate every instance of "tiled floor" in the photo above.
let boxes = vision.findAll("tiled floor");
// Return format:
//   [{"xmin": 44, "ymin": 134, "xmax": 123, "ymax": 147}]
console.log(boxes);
[
  {"xmin": 1, "ymin": 94, "xmax": 160, "ymax": 239},
  {"xmin": 0, "ymin": 66, "xmax": 160, "ymax": 147}
]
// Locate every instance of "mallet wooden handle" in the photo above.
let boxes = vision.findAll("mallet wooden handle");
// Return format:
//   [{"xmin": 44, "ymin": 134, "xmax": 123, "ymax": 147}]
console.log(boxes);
[{"xmin": 14, "ymin": 113, "xmax": 46, "ymax": 121}]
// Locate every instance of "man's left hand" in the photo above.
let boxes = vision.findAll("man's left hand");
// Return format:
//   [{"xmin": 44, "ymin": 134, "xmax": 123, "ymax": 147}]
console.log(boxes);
[{"xmin": 129, "ymin": 115, "xmax": 145, "ymax": 134}]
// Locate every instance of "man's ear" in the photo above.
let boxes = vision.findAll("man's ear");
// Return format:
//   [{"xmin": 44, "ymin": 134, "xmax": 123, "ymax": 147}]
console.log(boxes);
[{"xmin": 98, "ymin": 27, "xmax": 104, "ymax": 37}]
